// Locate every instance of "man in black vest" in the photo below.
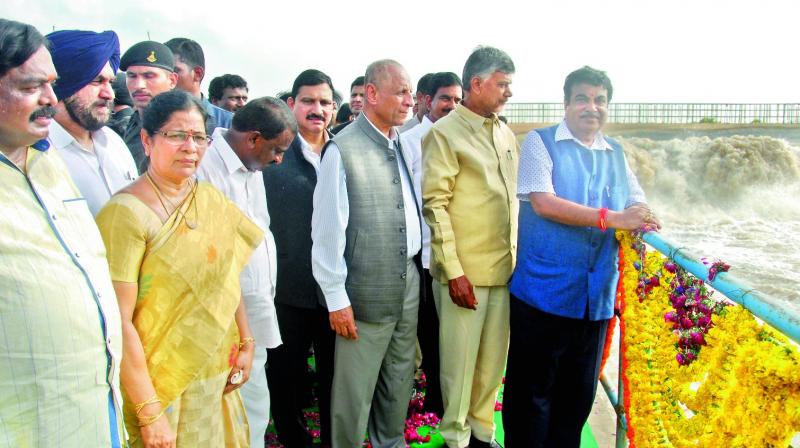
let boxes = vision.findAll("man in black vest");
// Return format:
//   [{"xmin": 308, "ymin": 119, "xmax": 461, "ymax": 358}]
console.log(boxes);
[{"xmin": 264, "ymin": 69, "xmax": 336, "ymax": 448}]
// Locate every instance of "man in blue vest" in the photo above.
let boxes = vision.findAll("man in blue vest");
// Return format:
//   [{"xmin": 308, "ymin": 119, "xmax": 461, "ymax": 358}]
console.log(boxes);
[{"xmin": 503, "ymin": 66, "xmax": 660, "ymax": 447}]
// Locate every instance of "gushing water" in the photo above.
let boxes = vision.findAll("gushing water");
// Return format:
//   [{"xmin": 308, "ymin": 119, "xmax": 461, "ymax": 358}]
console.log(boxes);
[{"xmin": 612, "ymin": 132, "xmax": 800, "ymax": 312}]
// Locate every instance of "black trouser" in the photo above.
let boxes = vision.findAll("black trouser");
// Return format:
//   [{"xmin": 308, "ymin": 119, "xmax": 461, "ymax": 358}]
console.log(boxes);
[
  {"xmin": 502, "ymin": 295, "xmax": 608, "ymax": 448},
  {"xmin": 266, "ymin": 303, "xmax": 336, "ymax": 447},
  {"xmin": 418, "ymin": 268, "xmax": 443, "ymax": 416}
]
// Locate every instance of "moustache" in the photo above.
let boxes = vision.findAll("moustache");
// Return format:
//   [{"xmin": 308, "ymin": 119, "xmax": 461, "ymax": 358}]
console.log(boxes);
[
  {"xmin": 306, "ymin": 114, "xmax": 325, "ymax": 121},
  {"xmin": 580, "ymin": 112, "xmax": 601, "ymax": 119},
  {"xmin": 93, "ymin": 99, "xmax": 114, "ymax": 110},
  {"xmin": 29, "ymin": 105, "xmax": 57, "ymax": 121}
]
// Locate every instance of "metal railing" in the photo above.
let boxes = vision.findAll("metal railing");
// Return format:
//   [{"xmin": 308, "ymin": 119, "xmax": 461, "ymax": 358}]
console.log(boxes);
[
  {"xmin": 601, "ymin": 231, "xmax": 800, "ymax": 447},
  {"xmin": 502, "ymin": 103, "xmax": 800, "ymax": 125}
]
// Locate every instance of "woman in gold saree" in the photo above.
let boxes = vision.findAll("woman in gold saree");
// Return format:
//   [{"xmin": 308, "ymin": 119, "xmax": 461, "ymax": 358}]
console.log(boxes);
[{"xmin": 96, "ymin": 90, "xmax": 261, "ymax": 448}]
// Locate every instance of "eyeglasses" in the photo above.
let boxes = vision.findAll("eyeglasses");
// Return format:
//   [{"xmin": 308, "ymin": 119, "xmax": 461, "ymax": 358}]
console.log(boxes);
[{"xmin": 156, "ymin": 130, "xmax": 212, "ymax": 147}]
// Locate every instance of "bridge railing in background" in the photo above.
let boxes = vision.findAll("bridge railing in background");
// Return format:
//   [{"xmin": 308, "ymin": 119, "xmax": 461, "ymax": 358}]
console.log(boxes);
[
  {"xmin": 600, "ymin": 232, "xmax": 800, "ymax": 448},
  {"xmin": 502, "ymin": 103, "xmax": 800, "ymax": 124}
]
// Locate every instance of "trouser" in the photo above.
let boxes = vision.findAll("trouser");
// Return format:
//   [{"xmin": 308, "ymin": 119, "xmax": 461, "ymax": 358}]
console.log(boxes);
[
  {"xmin": 502, "ymin": 296, "xmax": 608, "ymax": 448},
  {"xmin": 434, "ymin": 282, "xmax": 509, "ymax": 448},
  {"xmin": 417, "ymin": 268, "xmax": 443, "ymax": 416},
  {"xmin": 330, "ymin": 260, "xmax": 420, "ymax": 448},
  {"xmin": 267, "ymin": 304, "xmax": 335, "ymax": 447},
  {"xmin": 237, "ymin": 345, "xmax": 269, "ymax": 448}
]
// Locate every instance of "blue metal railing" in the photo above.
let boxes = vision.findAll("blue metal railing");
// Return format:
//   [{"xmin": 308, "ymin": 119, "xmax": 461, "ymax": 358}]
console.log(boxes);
[
  {"xmin": 642, "ymin": 232, "xmax": 800, "ymax": 344},
  {"xmin": 502, "ymin": 103, "xmax": 800, "ymax": 124},
  {"xmin": 601, "ymin": 231, "xmax": 800, "ymax": 447}
]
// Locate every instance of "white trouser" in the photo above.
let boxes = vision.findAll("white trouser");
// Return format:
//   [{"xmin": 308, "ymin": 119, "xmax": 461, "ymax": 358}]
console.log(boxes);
[{"xmin": 240, "ymin": 346, "xmax": 269, "ymax": 447}]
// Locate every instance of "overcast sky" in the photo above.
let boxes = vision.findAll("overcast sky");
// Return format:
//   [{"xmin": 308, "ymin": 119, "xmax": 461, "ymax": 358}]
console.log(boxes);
[{"xmin": 3, "ymin": 0, "xmax": 798, "ymax": 104}]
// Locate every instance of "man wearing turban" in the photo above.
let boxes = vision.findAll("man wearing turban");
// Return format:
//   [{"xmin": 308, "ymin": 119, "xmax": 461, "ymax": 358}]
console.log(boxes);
[{"xmin": 46, "ymin": 29, "xmax": 138, "ymax": 215}]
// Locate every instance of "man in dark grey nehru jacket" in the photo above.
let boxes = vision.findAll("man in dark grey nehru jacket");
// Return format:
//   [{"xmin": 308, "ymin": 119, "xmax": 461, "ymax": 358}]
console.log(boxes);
[{"xmin": 311, "ymin": 59, "xmax": 420, "ymax": 448}]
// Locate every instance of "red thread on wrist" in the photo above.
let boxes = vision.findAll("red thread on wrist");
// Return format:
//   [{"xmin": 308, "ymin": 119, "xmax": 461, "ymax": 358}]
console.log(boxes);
[{"xmin": 598, "ymin": 207, "xmax": 609, "ymax": 232}]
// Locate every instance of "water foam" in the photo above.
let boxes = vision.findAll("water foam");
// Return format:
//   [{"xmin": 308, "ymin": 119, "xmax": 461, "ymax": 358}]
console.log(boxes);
[{"xmin": 612, "ymin": 134, "xmax": 800, "ymax": 309}]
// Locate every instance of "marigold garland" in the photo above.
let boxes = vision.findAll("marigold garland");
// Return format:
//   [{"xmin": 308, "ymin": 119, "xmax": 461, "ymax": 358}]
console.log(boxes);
[{"xmin": 617, "ymin": 230, "xmax": 800, "ymax": 448}]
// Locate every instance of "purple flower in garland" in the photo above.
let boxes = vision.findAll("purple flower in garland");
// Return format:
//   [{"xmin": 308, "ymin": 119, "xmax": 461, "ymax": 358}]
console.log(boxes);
[
  {"xmin": 630, "ymin": 233, "xmax": 728, "ymax": 367},
  {"xmin": 671, "ymin": 294, "xmax": 686, "ymax": 308},
  {"xmin": 690, "ymin": 331, "xmax": 706, "ymax": 346},
  {"xmin": 707, "ymin": 260, "xmax": 731, "ymax": 282}
]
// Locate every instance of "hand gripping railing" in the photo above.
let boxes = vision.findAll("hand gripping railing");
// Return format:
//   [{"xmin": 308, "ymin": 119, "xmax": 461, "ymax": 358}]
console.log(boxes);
[{"xmin": 600, "ymin": 231, "xmax": 800, "ymax": 447}]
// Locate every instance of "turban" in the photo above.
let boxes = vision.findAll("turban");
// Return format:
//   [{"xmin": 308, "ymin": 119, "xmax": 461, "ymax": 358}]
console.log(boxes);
[{"xmin": 46, "ymin": 30, "xmax": 120, "ymax": 101}]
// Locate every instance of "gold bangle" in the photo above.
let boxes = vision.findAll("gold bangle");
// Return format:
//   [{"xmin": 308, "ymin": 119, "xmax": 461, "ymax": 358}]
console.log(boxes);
[
  {"xmin": 134, "ymin": 395, "xmax": 161, "ymax": 416},
  {"xmin": 238, "ymin": 337, "xmax": 255, "ymax": 348},
  {"xmin": 136, "ymin": 409, "xmax": 165, "ymax": 427}
]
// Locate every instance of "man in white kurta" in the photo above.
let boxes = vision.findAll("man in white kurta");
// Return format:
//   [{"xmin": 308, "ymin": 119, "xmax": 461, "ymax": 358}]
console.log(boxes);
[{"xmin": 195, "ymin": 96, "xmax": 296, "ymax": 447}]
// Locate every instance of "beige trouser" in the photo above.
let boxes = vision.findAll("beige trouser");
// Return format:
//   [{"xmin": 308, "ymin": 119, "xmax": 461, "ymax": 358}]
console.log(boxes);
[
  {"xmin": 330, "ymin": 260, "xmax": 420, "ymax": 448},
  {"xmin": 434, "ymin": 283, "xmax": 510, "ymax": 448}
]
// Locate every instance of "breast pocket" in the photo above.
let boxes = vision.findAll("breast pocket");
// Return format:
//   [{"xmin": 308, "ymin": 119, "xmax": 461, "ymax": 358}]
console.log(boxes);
[{"xmin": 60, "ymin": 197, "xmax": 107, "ymax": 258}]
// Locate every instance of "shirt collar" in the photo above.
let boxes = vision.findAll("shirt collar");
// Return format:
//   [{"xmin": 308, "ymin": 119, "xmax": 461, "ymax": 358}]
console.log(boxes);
[
  {"xmin": 455, "ymin": 103, "xmax": 499, "ymax": 133},
  {"xmin": 296, "ymin": 130, "xmax": 330, "ymax": 152},
  {"xmin": 420, "ymin": 115, "xmax": 434, "ymax": 129},
  {"xmin": 555, "ymin": 120, "xmax": 613, "ymax": 150},
  {"xmin": 47, "ymin": 120, "xmax": 89, "ymax": 152},
  {"xmin": 296, "ymin": 133, "xmax": 311, "ymax": 152},
  {"xmin": 211, "ymin": 127, "xmax": 246, "ymax": 174},
  {"xmin": 362, "ymin": 113, "xmax": 398, "ymax": 146}
]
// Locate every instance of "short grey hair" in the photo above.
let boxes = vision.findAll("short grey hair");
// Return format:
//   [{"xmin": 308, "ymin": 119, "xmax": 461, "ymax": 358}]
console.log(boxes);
[
  {"xmin": 364, "ymin": 59, "xmax": 403, "ymax": 88},
  {"xmin": 462, "ymin": 46, "xmax": 515, "ymax": 91}
]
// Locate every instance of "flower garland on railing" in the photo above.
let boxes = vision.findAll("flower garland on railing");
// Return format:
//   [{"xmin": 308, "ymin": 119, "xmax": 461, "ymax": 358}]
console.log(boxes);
[{"xmin": 617, "ymin": 230, "xmax": 800, "ymax": 448}]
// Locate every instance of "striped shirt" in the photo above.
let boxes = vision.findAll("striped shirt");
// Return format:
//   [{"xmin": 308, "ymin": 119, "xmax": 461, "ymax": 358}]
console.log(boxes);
[{"xmin": 0, "ymin": 142, "xmax": 123, "ymax": 447}]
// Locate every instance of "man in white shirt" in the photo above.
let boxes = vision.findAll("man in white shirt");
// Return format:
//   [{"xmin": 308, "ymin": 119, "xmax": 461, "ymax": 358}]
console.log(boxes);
[
  {"xmin": 312, "ymin": 60, "xmax": 421, "ymax": 448},
  {"xmin": 45, "ymin": 29, "xmax": 137, "ymax": 216},
  {"xmin": 398, "ymin": 72, "xmax": 435, "ymax": 133},
  {"xmin": 195, "ymin": 96, "xmax": 297, "ymax": 448},
  {"xmin": 401, "ymin": 70, "xmax": 463, "ymax": 418}
]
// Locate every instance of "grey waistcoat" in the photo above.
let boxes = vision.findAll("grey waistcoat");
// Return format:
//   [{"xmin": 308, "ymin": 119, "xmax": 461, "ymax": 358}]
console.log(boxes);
[{"xmin": 329, "ymin": 114, "xmax": 417, "ymax": 323}]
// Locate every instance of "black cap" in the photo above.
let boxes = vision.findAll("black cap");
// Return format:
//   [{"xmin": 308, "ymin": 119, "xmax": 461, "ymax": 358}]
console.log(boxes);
[{"xmin": 120, "ymin": 41, "xmax": 175, "ymax": 72}]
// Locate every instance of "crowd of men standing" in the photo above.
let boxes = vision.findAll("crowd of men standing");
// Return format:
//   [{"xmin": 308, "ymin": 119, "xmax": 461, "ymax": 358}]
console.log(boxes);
[{"xmin": 0, "ymin": 16, "xmax": 661, "ymax": 448}]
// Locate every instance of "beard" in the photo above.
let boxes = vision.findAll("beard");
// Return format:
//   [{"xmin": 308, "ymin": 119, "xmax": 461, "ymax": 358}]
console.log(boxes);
[{"xmin": 64, "ymin": 95, "xmax": 112, "ymax": 132}]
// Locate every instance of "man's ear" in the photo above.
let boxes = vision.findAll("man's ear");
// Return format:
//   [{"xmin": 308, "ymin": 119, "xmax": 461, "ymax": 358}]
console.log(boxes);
[
  {"xmin": 470, "ymin": 76, "xmax": 482, "ymax": 95},
  {"xmin": 167, "ymin": 72, "xmax": 179, "ymax": 89},
  {"xmin": 193, "ymin": 66, "xmax": 205, "ymax": 84},
  {"xmin": 365, "ymin": 83, "xmax": 379, "ymax": 105}
]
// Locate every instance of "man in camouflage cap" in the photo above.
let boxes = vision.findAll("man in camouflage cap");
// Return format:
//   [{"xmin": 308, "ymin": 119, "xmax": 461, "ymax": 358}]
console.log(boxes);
[{"xmin": 120, "ymin": 40, "xmax": 177, "ymax": 173}]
